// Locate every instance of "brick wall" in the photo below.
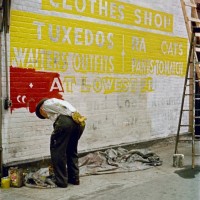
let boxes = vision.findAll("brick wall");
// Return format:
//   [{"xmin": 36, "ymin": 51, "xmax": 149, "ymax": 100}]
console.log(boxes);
[{"xmin": 1, "ymin": 0, "xmax": 188, "ymax": 164}]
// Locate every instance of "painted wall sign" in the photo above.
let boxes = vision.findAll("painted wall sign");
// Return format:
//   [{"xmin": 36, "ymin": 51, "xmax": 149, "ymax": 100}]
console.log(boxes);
[
  {"xmin": 10, "ymin": 66, "xmax": 64, "ymax": 113},
  {"xmin": 10, "ymin": 10, "xmax": 187, "ymax": 97},
  {"xmin": 42, "ymin": 0, "xmax": 174, "ymax": 32}
]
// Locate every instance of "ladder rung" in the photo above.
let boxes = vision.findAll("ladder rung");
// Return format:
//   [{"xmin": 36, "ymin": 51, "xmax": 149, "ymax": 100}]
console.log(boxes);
[
  {"xmin": 189, "ymin": 17, "xmax": 200, "ymax": 23},
  {"xmin": 195, "ymin": 124, "xmax": 200, "ymax": 127},
  {"xmin": 185, "ymin": 94, "xmax": 192, "ymax": 96},
  {"xmin": 195, "ymin": 116, "xmax": 200, "ymax": 119},
  {"xmin": 183, "ymin": 109, "xmax": 192, "ymax": 111},
  {"xmin": 186, "ymin": 84, "xmax": 193, "ymax": 86},
  {"xmin": 195, "ymin": 98, "xmax": 200, "ymax": 100},
  {"xmin": 180, "ymin": 124, "xmax": 191, "ymax": 127},
  {"xmin": 194, "ymin": 135, "xmax": 200, "ymax": 137},
  {"xmin": 184, "ymin": 2, "xmax": 196, "ymax": 8},
  {"xmin": 195, "ymin": 80, "xmax": 200, "ymax": 82}
]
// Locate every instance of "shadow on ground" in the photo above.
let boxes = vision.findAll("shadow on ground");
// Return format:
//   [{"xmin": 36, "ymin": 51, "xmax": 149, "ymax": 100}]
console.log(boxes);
[{"xmin": 174, "ymin": 165, "xmax": 200, "ymax": 179}]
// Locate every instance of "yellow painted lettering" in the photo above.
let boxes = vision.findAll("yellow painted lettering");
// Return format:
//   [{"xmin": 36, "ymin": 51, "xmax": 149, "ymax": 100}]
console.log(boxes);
[
  {"xmin": 81, "ymin": 76, "xmax": 91, "ymax": 92},
  {"xmin": 63, "ymin": 76, "xmax": 76, "ymax": 92}
]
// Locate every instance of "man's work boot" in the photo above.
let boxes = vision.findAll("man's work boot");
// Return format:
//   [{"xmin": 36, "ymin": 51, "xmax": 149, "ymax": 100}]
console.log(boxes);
[{"xmin": 68, "ymin": 177, "xmax": 80, "ymax": 185}]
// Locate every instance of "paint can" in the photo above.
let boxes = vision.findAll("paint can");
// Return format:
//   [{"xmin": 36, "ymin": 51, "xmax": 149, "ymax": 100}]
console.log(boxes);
[
  {"xmin": 8, "ymin": 167, "xmax": 23, "ymax": 187},
  {"xmin": 173, "ymin": 154, "xmax": 184, "ymax": 167},
  {"xmin": 1, "ymin": 177, "xmax": 11, "ymax": 189}
]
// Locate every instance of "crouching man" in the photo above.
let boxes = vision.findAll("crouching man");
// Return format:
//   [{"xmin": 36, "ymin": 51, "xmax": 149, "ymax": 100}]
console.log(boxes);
[{"xmin": 35, "ymin": 98, "xmax": 86, "ymax": 188}]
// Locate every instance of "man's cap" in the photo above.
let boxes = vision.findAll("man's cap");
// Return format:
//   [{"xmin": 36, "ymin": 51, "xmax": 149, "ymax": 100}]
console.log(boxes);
[{"xmin": 35, "ymin": 98, "xmax": 48, "ymax": 119}]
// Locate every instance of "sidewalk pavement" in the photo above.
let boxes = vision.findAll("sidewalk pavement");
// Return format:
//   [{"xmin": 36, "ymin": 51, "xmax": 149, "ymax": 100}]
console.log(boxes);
[{"xmin": 0, "ymin": 139, "xmax": 200, "ymax": 200}]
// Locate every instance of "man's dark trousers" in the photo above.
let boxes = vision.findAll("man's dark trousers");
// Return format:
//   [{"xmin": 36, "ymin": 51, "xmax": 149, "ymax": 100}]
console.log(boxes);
[{"xmin": 50, "ymin": 115, "xmax": 84, "ymax": 187}]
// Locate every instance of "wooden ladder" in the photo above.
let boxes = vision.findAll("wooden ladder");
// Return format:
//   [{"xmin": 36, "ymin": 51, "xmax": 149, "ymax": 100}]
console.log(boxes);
[
  {"xmin": 181, "ymin": 0, "xmax": 200, "ymax": 40},
  {"xmin": 174, "ymin": 0, "xmax": 200, "ymax": 168}
]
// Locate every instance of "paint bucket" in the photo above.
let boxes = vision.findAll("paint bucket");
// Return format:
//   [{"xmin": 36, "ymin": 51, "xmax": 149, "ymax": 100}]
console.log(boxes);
[
  {"xmin": 173, "ymin": 154, "xmax": 184, "ymax": 167},
  {"xmin": 8, "ymin": 167, "xmax": 23, "ymax": 187},
  {"xmin": 1, "ymin": 177, "xmax": 11, "ymax": 188}
]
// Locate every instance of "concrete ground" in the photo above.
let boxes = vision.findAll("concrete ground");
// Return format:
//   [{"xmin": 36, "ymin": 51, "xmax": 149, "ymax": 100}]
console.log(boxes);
[{"xmin": 0, "ymin": 139, "xmax": 200, "ymax": 200}]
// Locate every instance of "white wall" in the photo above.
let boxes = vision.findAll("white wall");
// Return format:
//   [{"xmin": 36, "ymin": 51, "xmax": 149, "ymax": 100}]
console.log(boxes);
[{"xmin": 1, "ymin": 0, "xmax": 188, "ymax": 164}]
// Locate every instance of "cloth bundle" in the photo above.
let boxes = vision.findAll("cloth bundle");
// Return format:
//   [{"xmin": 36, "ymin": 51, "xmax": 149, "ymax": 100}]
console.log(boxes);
[{"xmin": 24, "ymin": 168, "xmax": 57, "ymax": 189}]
